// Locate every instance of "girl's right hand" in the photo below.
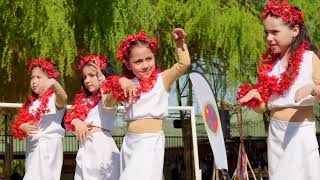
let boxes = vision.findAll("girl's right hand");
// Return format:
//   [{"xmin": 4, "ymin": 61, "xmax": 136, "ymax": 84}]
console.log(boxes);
[
  {"xmin": 72, "ymin": 119, "xmax": 92, "ymax": 143},
  {"xmin": 119, "ymin": 77, "xmax": 136, "ymax": 103},
  {"xmin": 19, "ymin": 122, "xmax": 38, "ymax": 136},
  {"xmin": 238, "ymin": 89, "xmax": 263, "ymax": 103}
]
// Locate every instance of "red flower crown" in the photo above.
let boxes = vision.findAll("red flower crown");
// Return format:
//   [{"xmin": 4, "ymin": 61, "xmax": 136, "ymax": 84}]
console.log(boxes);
[
  {"xmin": 262, "ymin": 0, "xmax": 304, "ymax": 25},
  {"xmin": 79, "ymin": 54, "xmax": 107, "ymax": 71},
  {"xmin": 117, "ymin": 31, "xmax": 158, "ymax": 64},
  {"xmin": 28, "ymin": 58, "xmax": 59, "ymax": 79}
]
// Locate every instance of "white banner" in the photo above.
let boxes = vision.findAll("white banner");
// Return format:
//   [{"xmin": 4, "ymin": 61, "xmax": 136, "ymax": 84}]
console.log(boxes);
[{"xmin": 189, "ymin": 71, "xmax": 228, "ymax": 170}]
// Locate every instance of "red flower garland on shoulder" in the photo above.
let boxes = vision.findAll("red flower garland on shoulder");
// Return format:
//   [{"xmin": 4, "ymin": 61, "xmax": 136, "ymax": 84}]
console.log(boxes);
[
  {"xmin": 103, "ymin": 32, "xmax": 159, "ymax": 102},
  {"xmin": 262, "ymin": 0, "xmax": 304, "ymax": 26},
  {"xmin": 79, "ymin": 54, "xmax": 107, "ymax": 71},
  {"xmin": 117, "ymin": 31, "xmax": 158, "ymax": 64},
  {"xmin": 11, "ymin": 89, "xmax": 55, "ymax": 140},
  {"xmin": 28, "ymin": 59, "xmax": 59, "ymax": 79},
  {"xmin": 101, "ymin": 68, "xmax": 161, "ymax": 102},
  {"xmin": 237, "ymin": 41, "xmax": 308, "ymax": 107},
  {"xmin": 64, "ymin": 92, "xmax": 102, "ymax": 131}
]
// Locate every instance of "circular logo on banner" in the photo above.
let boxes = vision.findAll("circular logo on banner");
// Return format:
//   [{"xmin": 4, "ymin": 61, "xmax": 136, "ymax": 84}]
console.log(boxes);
[{"xmin": 204, "ymin": 103, "xmax": 219, "ymax": 134}]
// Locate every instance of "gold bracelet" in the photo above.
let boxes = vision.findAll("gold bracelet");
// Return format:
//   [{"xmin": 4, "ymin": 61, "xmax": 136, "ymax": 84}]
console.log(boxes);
[{"xmin": 104, "ymin": 105, "xmax": 117, "ymax": 111}]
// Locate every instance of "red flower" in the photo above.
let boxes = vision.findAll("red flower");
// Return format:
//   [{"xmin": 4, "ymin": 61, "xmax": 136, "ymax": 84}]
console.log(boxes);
[
  {"xmin": 11, "ymin": 89, "xmax": 54, "ymax": 140},
  {"xmin": 79, "ymin": 54, "xmax": 107, "ymax": 71},
  {"xmin": 64, "ymin": 92, "xmax": 102, "ymax": 132},
  {"xmin": 237, "ymin": 41, "xmax": 308, "ymax": 107},
  {"xmin": 262, "ymin": 0, "xmax": 304, "ymax": 26},
  {"xmin": 28, "ymin": 59, "xmax": 59, "ymax": 79},
  {"xmin": 117, "ymin": 31, "xmax": 158, "ymax": 64},
  {"xmin": 101, "ymin": 69, "xmax": 161, "ymax": 102}
]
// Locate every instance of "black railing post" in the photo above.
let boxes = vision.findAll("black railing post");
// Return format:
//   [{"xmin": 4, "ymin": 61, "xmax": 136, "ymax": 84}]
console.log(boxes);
[{"xmin": 4, "ymin": 114, "xmax": 13, "ymax": 178}]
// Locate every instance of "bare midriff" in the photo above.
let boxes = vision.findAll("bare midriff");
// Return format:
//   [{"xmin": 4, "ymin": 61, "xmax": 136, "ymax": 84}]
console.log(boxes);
[
  {"xmin": 271, "ymin": 106, "xmax": 315, "ymax": 122},
  {"xmin": 127, "ymin": 118, "xmax": 163, "ymax": 133}
]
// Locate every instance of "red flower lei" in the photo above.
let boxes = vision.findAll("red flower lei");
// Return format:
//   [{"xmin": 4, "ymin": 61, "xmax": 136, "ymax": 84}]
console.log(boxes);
[
  {"xmin": 79, "ymin": 54, "xmax": 107, "ymax": 71},
  {"xmin": 262, "ymin": 0, "xmax": 304, "ymax": 26},
  {"xmin": 28, "ymin": 58, "xmax": 59, "ymax": 79},
  {"xmin": 11, "ymin": 89, "xmax": 55, "ymax": 140},
  {"xmin": 117, "ymin": 31, "xmax": 158, "ymax": 64},
  {"xmin": 64, "ymin": 92, "xmax": 102, "ymax": 131},
  {"xmin": 101, "ymin": 68, "xmax": 161, "ymax": 102},
  {"xmin": 237, "ymin": 42, "xmax": 308, "ymax": 107}
]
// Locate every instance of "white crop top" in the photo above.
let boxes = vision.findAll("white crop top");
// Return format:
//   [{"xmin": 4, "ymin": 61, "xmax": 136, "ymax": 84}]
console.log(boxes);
[
  {"xmin": 123, "ymin": 74, "xmax": 169, "ymax": 121},
  {"xmin": 268, "ymin": 50, "xmax": 317, "ymax": 109},
  {"xmin": 85, "ymin": 99, "xmax": 116, "ymax": 131},
  {"xmin": 29, "ymin": 94, "xmax": 65, "ymax": 140}
]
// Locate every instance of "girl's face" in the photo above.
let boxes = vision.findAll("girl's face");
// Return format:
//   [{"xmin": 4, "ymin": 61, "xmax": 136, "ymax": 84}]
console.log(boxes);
[
  {"xmin": 30, "ymin": 67, "xmax": 49, "ymax": 95},
  {"xmin": 82, "ymin": 64, "xmax": 100, "ymax": 94},
  {"xmin": 126, "ymin": 45, "xmax": 156, "ymax": 79},
  {"xmin": 263, "ymin": 16, "xmax": 299, "ymax": 56}
]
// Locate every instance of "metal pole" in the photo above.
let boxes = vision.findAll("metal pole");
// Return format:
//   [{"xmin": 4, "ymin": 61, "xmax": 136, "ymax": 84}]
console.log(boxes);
[{"xmin": 190, "ymin": 107, "xmax": 202, "ymax": 180}]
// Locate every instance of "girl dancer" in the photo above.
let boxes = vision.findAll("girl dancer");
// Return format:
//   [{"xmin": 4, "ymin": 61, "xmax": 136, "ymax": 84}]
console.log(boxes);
[
  {"xmin": 65, "ymin": 54, "xmax": 131, "ymax": 180},
  {"xmin": 102, "ymin": 28, "xmax": 191, "ymax": 179},
  {"xmin": 12, "ymin": 58, "xmax": 67, "ymax": 180},
  {"xmin": 237, "ymin": 1, "xmax": 320, "ymax": 179}
]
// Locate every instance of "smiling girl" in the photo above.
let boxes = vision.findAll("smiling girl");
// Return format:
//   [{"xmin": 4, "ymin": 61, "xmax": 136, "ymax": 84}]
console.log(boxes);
[
  {"xmin": 237, "ymin": 1, "xmax": 320, "ymax": 179},
  {"xmin": 101, "ymin": 28, "xmax": 191, "ymax": 180}
]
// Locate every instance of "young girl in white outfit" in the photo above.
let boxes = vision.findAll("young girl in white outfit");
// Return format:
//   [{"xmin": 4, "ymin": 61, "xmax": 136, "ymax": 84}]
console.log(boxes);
[
  {"xmin": 238, "ymin": 1, "xmax": 320, "ymax": 179},
  {"xmin": 101, "ymin": 28, "xmax": 191, "ymax": 180},
  {"xmin": 64, "ymin": 54, "xmax": 128, "ymax": 180},
  {"xmin": 11, "ymin": 58, "xmax": 67, "ymax": 180}
]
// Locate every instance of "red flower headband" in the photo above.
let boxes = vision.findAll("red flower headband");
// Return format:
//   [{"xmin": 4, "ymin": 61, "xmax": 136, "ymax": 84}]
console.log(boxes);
[
  {"xmin": 79, "ymin": 54, "xmax": 107, "ymax": 71},
  {"xmin": 28, "ymin": 58, "xmax": 59, "ymax": 79},
  {"xmin": 117, "ymin": 31, "xmax": 158, "ymax": 64},
  {"xmin": 262, "ymin": 0, "xmax": 304, "ymax": 25}
]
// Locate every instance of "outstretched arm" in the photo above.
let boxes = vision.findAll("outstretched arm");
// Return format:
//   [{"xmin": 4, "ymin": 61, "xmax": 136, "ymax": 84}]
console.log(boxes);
[
  {"xmin": 162, "ymin": 28, "xmax": 191, "ymax": 92},
  {"xmin": 39, "ymin": 78, "xmax": 67, "ymax": 108},
  {"xmin": 238, "ymin": 88, "xmax": 267, "ymax": 113},
  {"xmin": 53, "ymin": 81, "xmax": 68, "ymax": 108}
]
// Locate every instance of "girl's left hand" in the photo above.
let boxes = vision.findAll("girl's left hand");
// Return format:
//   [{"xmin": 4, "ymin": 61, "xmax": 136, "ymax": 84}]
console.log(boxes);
[
  {"xmin": 294, "ymin": 84, "xmax": 315, "ymax": 102},
  {"xmin": 172, "ymin": 28, "xmax": 186, "ymax": 41}
]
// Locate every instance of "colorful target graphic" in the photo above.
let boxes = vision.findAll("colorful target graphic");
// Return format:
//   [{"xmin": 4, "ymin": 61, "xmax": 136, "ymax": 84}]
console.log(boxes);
[{"xmin": 204, "ymin": 103, "xmax": 219, "ymax": 134}]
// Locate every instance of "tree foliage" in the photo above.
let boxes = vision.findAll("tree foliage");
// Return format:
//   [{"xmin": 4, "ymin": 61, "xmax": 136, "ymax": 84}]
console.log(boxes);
[{"xmin": 1, "ymin": 0, "xmax": 319, "ymax": 103}]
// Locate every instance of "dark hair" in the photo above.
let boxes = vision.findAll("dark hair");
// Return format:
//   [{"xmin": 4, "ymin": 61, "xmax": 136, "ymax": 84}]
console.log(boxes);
[
  {"xmin": 266, "ymin": 7, "xmax": 320, "ymax": 57},
  {"xmin": 122, "ymin": 40, "xmax": 158, "ymax": 78},
  {"xmin": 81, "ymin": 61, "xmax": 116, "ymax": 96}
]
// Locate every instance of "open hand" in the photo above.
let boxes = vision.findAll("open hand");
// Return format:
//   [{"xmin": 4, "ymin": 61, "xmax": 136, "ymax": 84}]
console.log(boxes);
[
  {"xmin": 19, "ymin": 122, "xmax": 38, "ymax": 136},
  {"xmin": 89, "ymin": 60, "xmax": 104, "ymax": 81},
  {"xmin": 294, "ymin": 84, "xmax": 315, "ymax": 102},
  {"xmin": 72, "ymin": 119, "xmax": 93, "ymax": 143},
  {"xmin": 238, "ymin": 89, "xmax": 263, "ymax": 104}
]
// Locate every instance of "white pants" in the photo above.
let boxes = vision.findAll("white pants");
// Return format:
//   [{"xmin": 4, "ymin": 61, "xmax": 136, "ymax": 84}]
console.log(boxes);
[
  {"xmin": 268, "ymin": 118, "xmax": 320, "ymax": 180},
  {"xmin": 120, "ymin": 131, "xmax": 165, "ymax": 180},
  {"xmin": 24, "ymin": 137, "xmax": 63, "ymax": 180},
  {"xmin": 75, "ymin": 131, "xmax": 120, "ymax": 180}
]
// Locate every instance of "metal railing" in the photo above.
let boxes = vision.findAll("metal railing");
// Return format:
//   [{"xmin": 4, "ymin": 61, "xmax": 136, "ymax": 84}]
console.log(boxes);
[{"xmin": 0, "ymin": 135, "xmax": 188, "ymax": 155}]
